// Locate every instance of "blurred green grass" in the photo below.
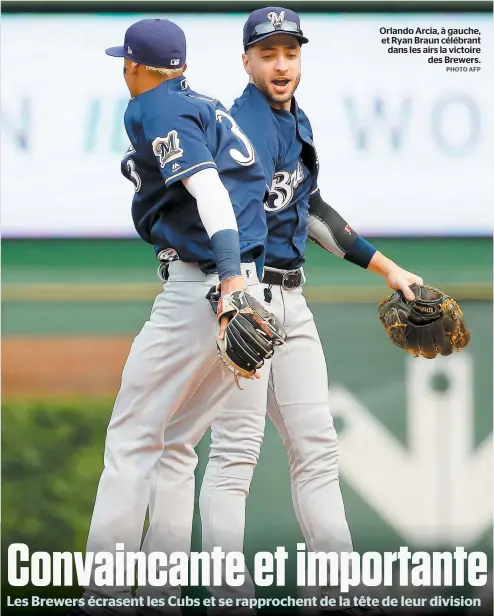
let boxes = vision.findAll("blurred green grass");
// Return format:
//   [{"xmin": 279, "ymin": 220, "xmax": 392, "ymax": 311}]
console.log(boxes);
[
  {"xmin": 2, "ymin": 237, "xmax": 492, "ymax": 285},
  {"xmin": 2, "ymin": 237, "xmax": 492, "ymax": 335}
]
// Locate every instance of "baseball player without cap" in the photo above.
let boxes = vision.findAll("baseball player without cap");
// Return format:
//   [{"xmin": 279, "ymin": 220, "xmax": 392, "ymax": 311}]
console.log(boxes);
[
  {"xmin": 105, "ymin": 18, "xmax": 186, "ymax": 68},
  {"xmin": 243, "ymin": 6, "xmax": 309, "ymax": 49}
]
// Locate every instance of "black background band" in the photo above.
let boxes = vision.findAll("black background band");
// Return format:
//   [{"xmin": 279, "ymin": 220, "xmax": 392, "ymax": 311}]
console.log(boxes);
[{"xmin": 2, "ymin": 1, "xmax": 493, "ymax": 14}]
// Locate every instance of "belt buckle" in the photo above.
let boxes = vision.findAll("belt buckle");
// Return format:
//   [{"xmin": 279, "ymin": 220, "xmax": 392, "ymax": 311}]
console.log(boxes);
[{"xmin": 282, "ymin": 269, "xmax": 300, "ymax": 290}]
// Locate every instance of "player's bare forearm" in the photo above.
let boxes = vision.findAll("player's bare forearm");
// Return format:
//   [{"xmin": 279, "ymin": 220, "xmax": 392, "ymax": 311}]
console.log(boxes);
[{"xmin": 367, "ymin": 251, "xmax": 399, "ymax": 276}]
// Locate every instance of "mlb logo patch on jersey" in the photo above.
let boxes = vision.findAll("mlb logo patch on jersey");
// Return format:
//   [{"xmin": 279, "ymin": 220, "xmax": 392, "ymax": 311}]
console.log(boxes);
[{"xmin": 152, "ymin": 131, "xmax": 184, "ymax": 167}]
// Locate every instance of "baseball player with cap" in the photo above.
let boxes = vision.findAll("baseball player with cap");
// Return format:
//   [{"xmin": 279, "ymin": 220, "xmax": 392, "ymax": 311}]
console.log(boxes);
[
  {"xmin": 74, "ymin": 17, "xmax": 283, "ymax": 615},
  {"xmin": 144, "ymin": 7, "xmax": 424, "ymax": 615}
]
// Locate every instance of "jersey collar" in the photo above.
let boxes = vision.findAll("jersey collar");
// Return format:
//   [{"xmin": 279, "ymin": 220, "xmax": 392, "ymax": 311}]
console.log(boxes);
[
  {"xmin": 240, "ymin": 83, "xmax": 313, "ymax": 148},
  {"xmin": 165, "ymin": 76, "xmax": 191, "ymax": 93},
  {"xmin": 245, "ymin": 82, "xmax": 274, "ymax": 110}
]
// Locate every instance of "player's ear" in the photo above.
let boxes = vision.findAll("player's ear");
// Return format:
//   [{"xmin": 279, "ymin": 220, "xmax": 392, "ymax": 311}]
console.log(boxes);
[
  {"xmin": 130, "ymin": 62, "xmax": 140, "ymax": 76},
  {"xmin": 242, "ymin": 53, "xmax": 251, "ymax": 76}
]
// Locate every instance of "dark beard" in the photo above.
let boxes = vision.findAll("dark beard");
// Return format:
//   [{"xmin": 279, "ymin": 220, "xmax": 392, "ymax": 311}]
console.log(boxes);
[{"xmin": 252, "ymin": 74, "xmax": 301, "ymax": 107}]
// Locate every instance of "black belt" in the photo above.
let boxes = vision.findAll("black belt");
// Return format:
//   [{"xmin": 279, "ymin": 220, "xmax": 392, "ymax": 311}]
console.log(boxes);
[{"xmin": 262, "ymin": 267, "xmax": 303, "ymax": 289}]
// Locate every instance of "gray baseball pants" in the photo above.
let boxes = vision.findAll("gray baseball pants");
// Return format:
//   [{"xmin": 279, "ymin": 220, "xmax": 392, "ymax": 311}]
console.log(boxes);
[
  {"xmin": 144, "ymin": 279, "xmax": 354, "ymax": 613},
  {"xmin": 82, "ymin": 261, "xmax": 264, "ymax": 615}
]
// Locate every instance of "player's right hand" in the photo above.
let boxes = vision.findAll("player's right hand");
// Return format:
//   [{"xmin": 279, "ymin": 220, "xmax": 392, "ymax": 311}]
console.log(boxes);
[
  {"xmin": 218, "ymin": 275, "xmax": 247, "ymax": 340},
  {"xmin": 217, "ymin": 276, "xmax": 262, "ymax": 380},
  {"xmin": 211, "ymin": 280, "xmax": 287, "ymax": 386},
  {"xmin": 385, "ymin": 267, "xmax": 424, "ymax": 302}
]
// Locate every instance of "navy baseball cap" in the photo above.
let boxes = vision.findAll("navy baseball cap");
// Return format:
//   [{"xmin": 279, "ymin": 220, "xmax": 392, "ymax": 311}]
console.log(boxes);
[
  {"xmin": 243, "ymin": 6, "xmax": 309, "ymax": 50},
  {"xmin": 105, "ymin": 18, "xmax": 186, "ymax": 69}
]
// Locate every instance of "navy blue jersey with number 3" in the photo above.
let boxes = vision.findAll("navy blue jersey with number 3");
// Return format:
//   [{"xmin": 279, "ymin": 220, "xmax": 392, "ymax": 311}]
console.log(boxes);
[{"xmin": 121, "ymin": 76, "xmax": 268, "ymax": 272}]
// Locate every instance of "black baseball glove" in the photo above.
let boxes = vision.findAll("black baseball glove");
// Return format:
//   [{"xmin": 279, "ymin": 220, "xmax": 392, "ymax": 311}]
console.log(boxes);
[
  {"xmin": 207, "ymin": 286, "xmax": 286, "ymax": 387},
  {"xmin": 378, "ymin": 284, "xmax": 470, "ymax": 359}
]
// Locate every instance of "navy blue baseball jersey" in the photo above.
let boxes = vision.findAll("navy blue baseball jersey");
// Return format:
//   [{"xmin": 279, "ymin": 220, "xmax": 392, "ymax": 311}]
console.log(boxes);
[
  {"xmin": 230, "ymin": 83, "xmax": 319, "ymax": 270},
  {"xmin": 121, "ymin": 77, "xmax": 268, "ymax": 272}
]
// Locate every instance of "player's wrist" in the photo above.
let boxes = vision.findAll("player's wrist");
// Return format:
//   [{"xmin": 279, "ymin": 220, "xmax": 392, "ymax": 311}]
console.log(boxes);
[
  {"xmin": 210, "ymin": 229, "xmax": 242, "ymax": 282},
  {"xmin": 367, "ymin": 251, "xmax": 396, "ymax": 276},
  {"xmin": 220, "ymin": 275, "xmax": 247, "ymax": 295}
]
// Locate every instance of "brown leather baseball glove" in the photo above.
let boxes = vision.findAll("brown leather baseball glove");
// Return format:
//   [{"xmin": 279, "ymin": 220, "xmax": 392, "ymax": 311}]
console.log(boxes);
[{"xmin": 378, "ymin": 284, "xmax": 470, "ymax": 359}]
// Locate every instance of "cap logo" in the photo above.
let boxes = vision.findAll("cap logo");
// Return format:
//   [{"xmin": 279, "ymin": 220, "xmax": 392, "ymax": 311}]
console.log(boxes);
[
  {"xmin": 267, "ymin": 10, "xmax": 285, "ymax": 27},
  {"xmin": 170, "ymin": 58, "xmax": 180, "ymax": 66},
  {"xmin": 127, "ymin": 46, "xmax": 133, "ymax": 54}
]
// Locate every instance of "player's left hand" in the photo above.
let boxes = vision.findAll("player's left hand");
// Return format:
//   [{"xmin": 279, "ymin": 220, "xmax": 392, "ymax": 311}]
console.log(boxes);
[{"xmin": 384, "ymin": 267, "xmax": 424, "ymax": 302}]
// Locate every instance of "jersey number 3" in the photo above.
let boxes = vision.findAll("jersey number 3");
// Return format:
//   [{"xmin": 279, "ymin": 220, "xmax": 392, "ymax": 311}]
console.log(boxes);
[
  {"xmin": 126, "ymin": 159, "xmax": 141, "ymax": 192},
  {"xmin": 126, "ymin": 111, "xmax": 255, "ymax": 193},
  {"xmin": 215, "ymin": 110, "xmax": 255, "ymax": 167}
]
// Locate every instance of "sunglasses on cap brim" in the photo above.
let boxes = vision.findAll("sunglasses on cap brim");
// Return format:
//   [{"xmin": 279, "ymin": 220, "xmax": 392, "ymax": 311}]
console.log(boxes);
[{"xmin": 247, "ymin": 20, "xmax": 303, "ymax": 45}]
